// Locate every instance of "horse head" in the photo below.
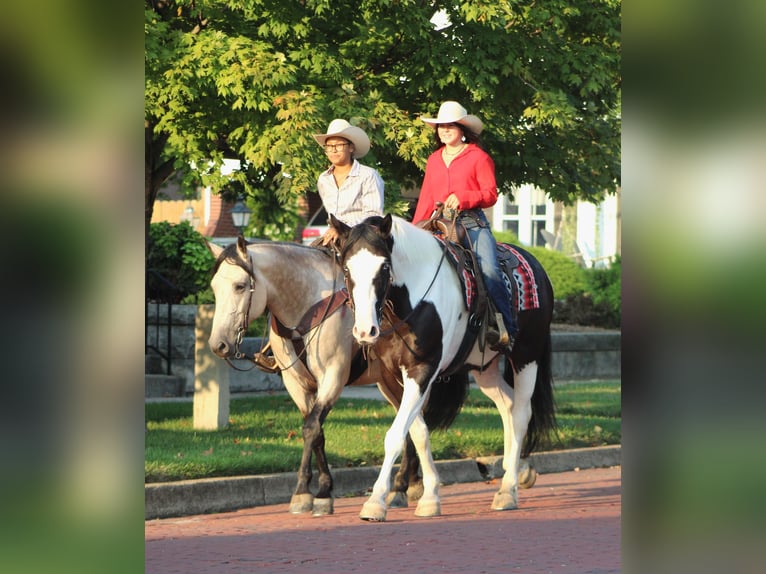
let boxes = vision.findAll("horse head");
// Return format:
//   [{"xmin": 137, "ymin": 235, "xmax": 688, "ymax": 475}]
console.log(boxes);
[
  {"xmin": 332, "ymin": 214, "xmax": 394, "ymax": 345},
  {"xmin": 207, "ymin": 236, "xmax": 267, "ymax": 358}
]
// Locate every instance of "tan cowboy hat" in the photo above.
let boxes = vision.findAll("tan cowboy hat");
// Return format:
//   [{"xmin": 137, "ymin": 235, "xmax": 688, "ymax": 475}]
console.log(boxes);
[
  {"xmin": 313, "ymin": 119, "xmax": 371, "ymax": 158},
  {"xmin": 420, "ymin": 101, "xmax": 484, "ymax": 134}
]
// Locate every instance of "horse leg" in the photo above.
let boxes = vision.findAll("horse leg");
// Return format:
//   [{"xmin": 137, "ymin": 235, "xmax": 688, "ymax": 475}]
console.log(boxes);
[
  {"xmin": 408, "ymin": 413, "xmax": 442, "ymax": 518},
  {"xmin": 289, "ymin": 408, "xmax": 318, "ymax": 514},
  {"xmin": 405, "ymin": 440, "xmax": 425, "ymax": 501},
  {"xmin": 280, "ymin": 373, "xmax": 320, "ymax": 514},
  {"xmin": 474, "ymin": 359, "xmax": 537, "ymax": 510},
  {"xmin": 295, "ymin": 399, "xmax": 339, "ymax": 516},
  {"xmin": 360, "ymin": 377, "xmax": 429, "ymax": 522},
  {"xmin": 375, "ymin": 378, "xmax": 422, "ymax": 509},
  {"xmin": 388, "ymin": 430, "xmax": 428, "ymax": 509},
  {"xmin": 387, "ymin": 436, "xmax": 417, "ymax": 509}
]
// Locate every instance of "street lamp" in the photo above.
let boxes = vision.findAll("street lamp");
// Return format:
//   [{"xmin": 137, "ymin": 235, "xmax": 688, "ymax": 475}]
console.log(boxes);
[
  {"xmin": 179, "ymin": 204, "xmax": 199, "ymax": 228},
  {"xmin": 230, "ymin": 199, "xmax": 251, "ymax": 237}
]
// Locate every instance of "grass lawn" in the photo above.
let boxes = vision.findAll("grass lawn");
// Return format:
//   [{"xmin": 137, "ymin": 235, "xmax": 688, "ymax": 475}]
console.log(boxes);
[{"xmin": 146, "ymin": 380, "xmax": 620, "ymax": 482}]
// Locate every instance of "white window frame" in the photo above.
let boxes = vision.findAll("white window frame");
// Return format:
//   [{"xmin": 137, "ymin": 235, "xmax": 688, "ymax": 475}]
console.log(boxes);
[{"xmin": 491, "ymin": 184, "xmax": 555, "ymax": 246}]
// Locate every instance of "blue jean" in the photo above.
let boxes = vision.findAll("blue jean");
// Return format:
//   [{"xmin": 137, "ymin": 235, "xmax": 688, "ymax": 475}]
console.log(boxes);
[{"xmin": 460, "ymin": 210, "xmax": 517, "ymax": 338}]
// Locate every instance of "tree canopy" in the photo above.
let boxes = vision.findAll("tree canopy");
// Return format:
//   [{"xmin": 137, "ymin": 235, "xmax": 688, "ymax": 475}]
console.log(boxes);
[{"xmin": 145, "ymin": 0, "xmax": 621, "ymax": 235}]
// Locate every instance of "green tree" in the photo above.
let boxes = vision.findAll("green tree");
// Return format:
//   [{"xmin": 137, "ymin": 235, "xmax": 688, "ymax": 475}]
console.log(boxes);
[{"xmin": 145, "ymin": 0, "xmax": 620, "ymax": 238}]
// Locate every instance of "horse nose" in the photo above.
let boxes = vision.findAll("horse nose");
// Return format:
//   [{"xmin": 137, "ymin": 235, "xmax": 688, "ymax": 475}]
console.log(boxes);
[
  {"xmin": 210, "ymin": 339, "xmax": 229, "ymax": 357},
  {"xmin": 352, "ymin": 324, "xmax": 379, "ymax": 344}
]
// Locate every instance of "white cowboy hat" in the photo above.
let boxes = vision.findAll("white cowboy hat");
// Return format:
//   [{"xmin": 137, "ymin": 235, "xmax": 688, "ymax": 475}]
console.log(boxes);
[
  {"xmin": 313, "ymin": 119, "xmax": 371, "ymax": 158},
  {"xmin": 420, "ymin": 101, "xmax": 484, "ymax": 134}
]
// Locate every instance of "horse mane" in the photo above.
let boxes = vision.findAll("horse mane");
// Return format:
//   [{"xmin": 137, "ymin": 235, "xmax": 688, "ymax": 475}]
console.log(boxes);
[
  {"xmin": 345, "ymin": 218, "xmax": 390, "ymax": 254},
  {"xmin": 388, "ymin": 215, "xmax": 441, "ymax": 268},
  {"xmin": 211, "ymin": 242, "xmax": 254, "ymax": 278},
  {"xmin": 212, "ymin": 239, "xmax": 334, "ymax": 279}
]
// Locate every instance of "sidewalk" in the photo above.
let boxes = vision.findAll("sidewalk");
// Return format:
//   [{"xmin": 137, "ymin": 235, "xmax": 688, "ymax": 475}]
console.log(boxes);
[
  {"xmin": 146, "ymin": 442, "xmax": 620, "ymax": 520},
  {"xmin": 146, "ymin": 465, "xmax": 621, "ymax": 574}
]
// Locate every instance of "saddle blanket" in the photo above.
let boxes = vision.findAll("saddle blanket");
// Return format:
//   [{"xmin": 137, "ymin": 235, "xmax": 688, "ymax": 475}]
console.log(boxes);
[
  {"xmin": 436, "ymin": 238, "xmax": 540, "ymax": 313},
  {"xmin": 498, "ymin": 244, "xmax": 540, "ymax": 311}
]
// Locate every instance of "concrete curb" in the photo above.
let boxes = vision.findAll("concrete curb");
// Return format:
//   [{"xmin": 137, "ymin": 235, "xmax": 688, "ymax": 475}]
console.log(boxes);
[{"xmin": 145, "ymin": 445, "xmax": 620, "ymax": 520}]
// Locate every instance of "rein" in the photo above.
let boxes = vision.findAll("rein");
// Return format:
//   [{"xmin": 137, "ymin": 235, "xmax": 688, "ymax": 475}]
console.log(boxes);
[
  {"xmin": 225, "ymin": 248, "xmax": 345, "ymax": 372},
  {"xmin": 375, "ymin": 239, "xmax": 449, "ymax": 339}
]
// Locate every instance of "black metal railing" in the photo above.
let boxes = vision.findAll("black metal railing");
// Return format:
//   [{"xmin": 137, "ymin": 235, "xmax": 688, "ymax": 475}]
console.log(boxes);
[{"xmin": 145, "ymin": 269, "xmax": 181, "ymax": 375}]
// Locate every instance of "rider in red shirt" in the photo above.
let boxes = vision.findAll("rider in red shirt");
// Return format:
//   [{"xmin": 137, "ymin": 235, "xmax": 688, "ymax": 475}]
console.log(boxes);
[{"xmin": 413, "ymin": 101, "xmax": 517, "ymax": 352}]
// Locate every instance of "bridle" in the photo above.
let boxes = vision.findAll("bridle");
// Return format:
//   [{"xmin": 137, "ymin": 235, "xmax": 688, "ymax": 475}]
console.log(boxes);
[
  {"xmin": 225, "ymin": 252, "xmax": 257, "ymax": 371},
  {"xmin": 342, "ymin": 233, "xmax": 449, "ymax": 341},
  {"xmin": 342, "ymin": 260, "xmax": 392, "ymax": 317},
  {"xmin": 225, "ymin": 247, "xmax": 345, "ymax": 372}
]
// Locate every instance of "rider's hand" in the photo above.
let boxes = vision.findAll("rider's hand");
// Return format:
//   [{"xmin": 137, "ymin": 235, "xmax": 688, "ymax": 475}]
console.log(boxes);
[
  {"xmin": 321, "ymin": 227, "xmax": 339, "ymax": 246},
  {"xmin": 444, "ymin": 193, "xmax": 460, "ymax": 211}
]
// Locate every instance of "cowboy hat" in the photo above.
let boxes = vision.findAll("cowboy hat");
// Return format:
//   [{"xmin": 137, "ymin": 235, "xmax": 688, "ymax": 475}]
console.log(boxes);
[
  {"xmin": 313, "ymin": 119, "xmax": 371, "ymax": 158},
  {"xmin": 420, "ymin": 101, "xmax": 484, "ymax": 134}
]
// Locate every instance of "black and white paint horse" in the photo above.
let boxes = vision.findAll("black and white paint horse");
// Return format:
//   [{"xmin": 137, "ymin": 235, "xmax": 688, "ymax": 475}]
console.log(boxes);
[{"xmin": 333, "ymin": 214, "xmax": 557, "ymax": 521}]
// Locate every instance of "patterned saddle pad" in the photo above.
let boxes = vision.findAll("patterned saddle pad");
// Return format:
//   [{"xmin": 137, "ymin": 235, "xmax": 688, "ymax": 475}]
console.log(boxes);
[
  {"xmin": 434, "ymin": 238, "xmax": 540, "ymax": 316},
  {"xmin": 497, "ymin": 244, "xmax": 541, "ymax": 312}
]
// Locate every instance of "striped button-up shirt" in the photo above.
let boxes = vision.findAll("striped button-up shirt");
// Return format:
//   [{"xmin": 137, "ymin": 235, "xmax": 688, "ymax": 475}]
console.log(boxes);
[{"xmin": 316, "ymin": 160, "xmax": 385, "ymax": 226}]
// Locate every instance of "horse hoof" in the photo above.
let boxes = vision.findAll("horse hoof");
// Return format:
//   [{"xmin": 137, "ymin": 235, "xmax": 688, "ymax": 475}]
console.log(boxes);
[
  {"xmin": 359, "ymin": 501, "xmax": 387, "ymax": 522},
  {"xmin": 519, "ymin": 465, "xmax": 538, "ymax": 489},
  {"xmin": 289, "ymin": 493, "xmax": 314, "ymax": 514},
  {"xmin": 407, "ymin": 481, "xmax": 424, "ymax": 502},
  {"xmin": 312, "ymin": 497, "xmax": 334, "ymax": 516},
  {"xmin": 491, "ymin": 490, "xmax": 518, "ymax": 511},
  {"xmin": 414, "ymin": 498, "xmax": 441, "ymax": 517},
  {"xmin": 386, "ymin": 491, "xmax": 409, "ymax": 509}
]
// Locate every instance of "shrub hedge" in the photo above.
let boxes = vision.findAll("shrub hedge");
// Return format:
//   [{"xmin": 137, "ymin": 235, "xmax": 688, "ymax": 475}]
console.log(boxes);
[{"xmin": 146, "ymin": 221, "xmax": 216, "ymax": 304}]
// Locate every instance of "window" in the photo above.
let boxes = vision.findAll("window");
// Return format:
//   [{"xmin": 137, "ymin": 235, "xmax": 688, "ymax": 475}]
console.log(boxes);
[{"xmin": 492, "ymin": 184, "xmax": 554, "ymax": 246}]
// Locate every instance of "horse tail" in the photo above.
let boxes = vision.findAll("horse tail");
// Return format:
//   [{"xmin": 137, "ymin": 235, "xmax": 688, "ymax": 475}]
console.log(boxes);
[
  {"xmin": 520, "ymin": 332, "xmax": 558, "ymax": 458},
  {"xmin": 422, "ymin": 370, "xmax": 471, "ymax": 430}
]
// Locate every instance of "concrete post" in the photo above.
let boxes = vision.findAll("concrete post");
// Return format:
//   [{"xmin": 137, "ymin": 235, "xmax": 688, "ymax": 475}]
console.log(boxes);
[{"xmin": 193, "ymin": 305, "xmax": 230, "ymax": 430}]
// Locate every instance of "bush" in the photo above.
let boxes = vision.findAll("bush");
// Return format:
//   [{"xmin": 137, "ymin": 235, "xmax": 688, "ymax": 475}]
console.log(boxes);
[
  {"xmin": 147, "ymin": 222, "xmax": 216, "ymax": 303},
  {"xmin": 553, "ymin": 293, "xmax": 620, "ymax": 328},
  {"xmin": 525, "ymin": 247, "xmax": 588, "ymax": 300},
  {"xmin": 554, "ymin": 257, "xmax": 621, "ymax": 328},
  {"xmin": 492, "ymin": 231, "xmax": 620, "ymax": 328},
  {"xmin": 584, "ymin": 255, "xmax": 621, "ymax": 315},
  {"xmin": 493, "ymin": 231, "xmax": 587, "ymax": 299}
]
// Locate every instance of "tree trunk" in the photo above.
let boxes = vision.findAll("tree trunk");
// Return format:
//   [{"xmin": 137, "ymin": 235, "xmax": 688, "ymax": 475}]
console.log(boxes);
[{"xmin": 145, "ymin": 121, "xmax": 175, "ymax": 252}]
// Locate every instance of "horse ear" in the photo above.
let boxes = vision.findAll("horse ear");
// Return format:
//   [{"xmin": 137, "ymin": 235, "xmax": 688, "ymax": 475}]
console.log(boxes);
[
  {"xmin": 207, "ymin": 241, "xmax": 224, "ymax": 258},
  {"xmin": 329, "ymin": 214, "xmax": 351, "ymax": 238},
  {"xmin": 236, "ymin": 235, "xmax": 249, "ymax": 258},
  {"xmin": 380, "ymin": 213, "xmax": 393, "ymax": 236}
]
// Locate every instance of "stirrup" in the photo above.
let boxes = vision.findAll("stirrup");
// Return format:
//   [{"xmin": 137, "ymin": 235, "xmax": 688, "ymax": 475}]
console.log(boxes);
[
  {"xmin": 488, "ymin": 313, "xmax": 512, "ymax": 352},
  {"xmin": 253, "ymin": 352, "xmax": 279, "ymax": 374},
  {"xmin": 486, "ymin": 330, "xmax": 511, "ymax": 352}
]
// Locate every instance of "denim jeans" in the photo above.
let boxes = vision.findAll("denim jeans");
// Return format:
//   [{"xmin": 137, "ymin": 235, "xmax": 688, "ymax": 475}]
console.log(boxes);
[{"xmin": 460, "ymin": 210, "xmax": 517, "ymax": 338}]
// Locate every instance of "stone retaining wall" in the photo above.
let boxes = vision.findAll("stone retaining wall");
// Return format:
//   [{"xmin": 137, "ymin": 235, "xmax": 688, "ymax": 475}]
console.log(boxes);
[{"xmin": 146, "ymin": 305, "xmax": 621, "ymax": 396}]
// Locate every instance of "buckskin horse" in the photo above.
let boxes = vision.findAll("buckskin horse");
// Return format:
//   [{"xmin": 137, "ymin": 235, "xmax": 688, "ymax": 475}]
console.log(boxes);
[
  {"xmin": 333, "ymin": 214, "xmax": 557, "ymax": 521},
  {"xmin": 207, "ymin": 237, "xmax": 441, "ymax": 515}
]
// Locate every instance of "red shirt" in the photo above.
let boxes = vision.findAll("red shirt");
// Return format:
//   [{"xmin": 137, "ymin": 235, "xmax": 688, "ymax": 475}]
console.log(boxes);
[{"xmin": 412, "ymin": 144, "xmax": 498, "ymax": 223}]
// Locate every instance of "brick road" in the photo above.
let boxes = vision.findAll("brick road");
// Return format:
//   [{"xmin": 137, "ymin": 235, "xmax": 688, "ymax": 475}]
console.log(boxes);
[{"xmin": 146, "ymin": 466, "xmax": 621, "ymax": 573}]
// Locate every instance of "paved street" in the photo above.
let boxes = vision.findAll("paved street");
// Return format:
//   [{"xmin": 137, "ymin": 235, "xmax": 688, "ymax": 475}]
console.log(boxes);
[{"xmin": 146, "ymin": 466, "xmax": 621, "ymax": 573}]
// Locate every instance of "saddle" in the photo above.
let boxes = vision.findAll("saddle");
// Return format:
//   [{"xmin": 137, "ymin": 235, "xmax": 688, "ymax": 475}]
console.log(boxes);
[
  {"xmin": 419, "ymin": 206, "xmax": 522, "ymax": 373},
  {"xmin": 415, "ymin": 202, "xmax": 467, "ymax": 244}
]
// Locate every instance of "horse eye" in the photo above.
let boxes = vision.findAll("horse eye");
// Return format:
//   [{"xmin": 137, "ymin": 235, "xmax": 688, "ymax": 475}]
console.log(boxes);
[{"xmin": 234, "ymin": 283, "xmax": 247, "ymax": 292}]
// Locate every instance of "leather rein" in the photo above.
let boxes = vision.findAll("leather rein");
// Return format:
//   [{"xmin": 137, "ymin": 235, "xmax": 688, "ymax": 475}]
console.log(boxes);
[{"xmin": 225, "ymin": 249, "xmax": 347, "ymax": 372}]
